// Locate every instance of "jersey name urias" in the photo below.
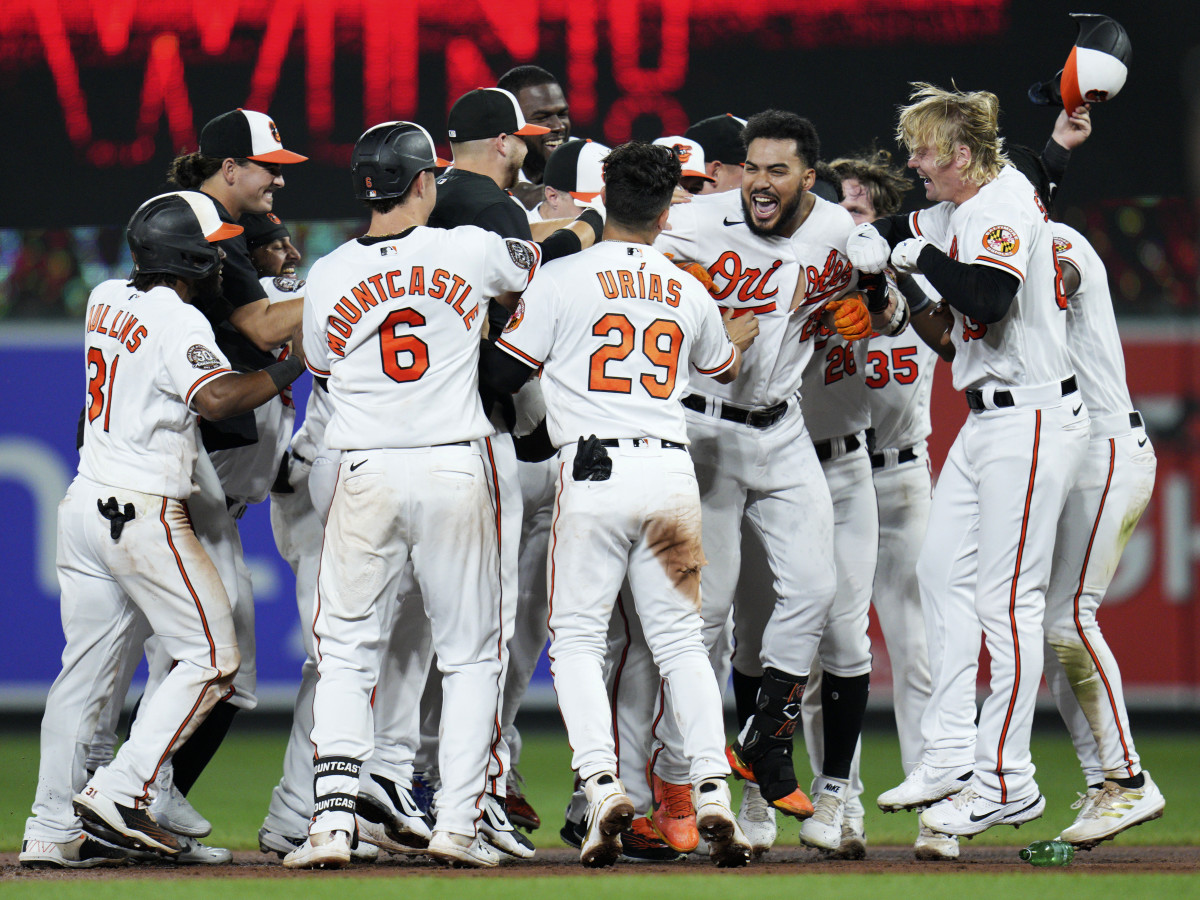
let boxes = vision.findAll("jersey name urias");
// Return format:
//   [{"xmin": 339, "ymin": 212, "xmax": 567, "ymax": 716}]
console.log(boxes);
[
  {"xmin": 303, "ymin": 225, "xmax": 540, "ymax": 450},
  {"xmin": 655, "ymin": 189, "xmax": 855, "ymax": 408},
  {"xmin": 908, "ymin": 165, "xmax": 1072, "ymax": 392},
  {"xmin": 495, "ymin": 241, "xmax": 737, "ymax": 447},
  {"xmin": 79, "ymin": 279, "xmax": 232, "ymax": 499}
]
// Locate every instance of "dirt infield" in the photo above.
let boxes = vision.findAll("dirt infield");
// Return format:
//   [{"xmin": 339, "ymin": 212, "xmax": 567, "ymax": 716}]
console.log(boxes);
[{"xmin": 3, "ymin": 845, "xmax": 1197, "ymax": 881}]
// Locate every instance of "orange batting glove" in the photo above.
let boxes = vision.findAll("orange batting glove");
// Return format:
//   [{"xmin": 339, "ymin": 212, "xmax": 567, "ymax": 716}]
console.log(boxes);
[
  {"xmin": 665, "ymin": 253, "xmax": 719, "ymax": 296},
  {"xmin": 824, "ymin": 293, "xmax": 872, "ymax": 341}
]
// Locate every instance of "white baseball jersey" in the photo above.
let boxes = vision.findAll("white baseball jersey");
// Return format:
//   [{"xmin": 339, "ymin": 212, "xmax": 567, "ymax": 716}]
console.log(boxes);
[
  {"xmin": 1051, "ymin": 222, "xmax": 1134, "ymax": 427},
  {"xmin": 800, "ymin": 333, "xmax": 871, "ymax": 441},
  {"xmin": 908, "ymin": 165, "xmax": 1071, "ymax": 392},
  {"xmin": 210, "ymin": 274, "xmax": 301, "ymax": 503},
  {"xmin": 79, "ymin": 279, "xmax": 231, "ymax": 499},
  {"xmin": 864, "ymin": 328, "xmax": 939, "ymax": 451},
  {"xmin": 655, "ymin": 190, "xmax": 856, "ymax": 407},
  {"xmin": 495, "ymin": 240, "xmax": 737, "ymax": 447},
  {"xmin": 303, "ymin": 227, "xmax": 541, "ymax": 450}
]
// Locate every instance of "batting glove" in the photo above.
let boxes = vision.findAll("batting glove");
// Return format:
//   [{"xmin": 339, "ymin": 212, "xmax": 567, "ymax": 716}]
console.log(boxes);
[
  {"xmin": 824, "ymin": 294, "xmax": 872, "ymax": 341},
  {"xmin": 890, "ymin": 237, "xmax": 929, "ymax": 274},
  {"xmin": 846, "ymin": 223, "xmax": 891, "ymax": 274}
]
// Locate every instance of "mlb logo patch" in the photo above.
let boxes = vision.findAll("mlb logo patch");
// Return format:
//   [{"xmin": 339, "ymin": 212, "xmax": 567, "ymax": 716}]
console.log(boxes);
[{"xmin": 380, "ymin": 246, "xmax": 399, "ymax": 256}]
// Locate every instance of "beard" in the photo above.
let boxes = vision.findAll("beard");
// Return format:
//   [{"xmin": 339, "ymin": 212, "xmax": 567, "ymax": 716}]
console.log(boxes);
[
  {"xmin": 741, "ymin": 189, "xmax": 803, "ymax": 238},
  {"xmin": 193, "ymin": 269, "xmax": 224, "ymax": 307}
]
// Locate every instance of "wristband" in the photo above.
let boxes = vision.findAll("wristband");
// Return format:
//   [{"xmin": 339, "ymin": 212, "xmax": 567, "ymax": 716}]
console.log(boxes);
[
  {"xmin": 265, "ymin": 355, "xmax": 305, "ymax": 393},
  {"xmin": 578, "ymin": 207, "xmax": 605, "ymax": 244}
]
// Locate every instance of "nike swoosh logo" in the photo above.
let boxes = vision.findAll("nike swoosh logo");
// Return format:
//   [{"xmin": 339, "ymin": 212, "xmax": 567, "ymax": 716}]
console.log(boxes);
[
  {"xmin": 723, "ymin": 217, "xmax": 743, "ymax": 227},
  {"xmin": 1073, "ymin": 404, "xmax": 1083, "ymax": 415},
  {"xmin": 349, "ymin": 459, "xmax": 367, "ymax": 472},
  {"xmin": 1138, "ymin": 437, "xmax": 1148, "ymax": 447},
  {"xmin": 968, "ymin": 810, "xmax": 993, "ymax": 822}
]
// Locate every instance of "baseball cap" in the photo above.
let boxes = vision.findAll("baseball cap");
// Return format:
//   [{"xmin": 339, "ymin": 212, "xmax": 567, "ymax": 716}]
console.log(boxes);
[
  {"xmin": 684, "ymin": 114, "xmax": 747, "ymax": 165},
  {"xmin": 241, "ymin": 211, "xmax": 291, "ymax": 249},
  {"xmin": 200, "ymin": 109, "xmax": 309, "ymax": 164},
  {"xmin": 447, "ymin": 88, "xmax": 551, "ymax": 142},
  {"xmin": 652, "ymin": 136, "xmax": 716, "ymax": 183},
  {"xmin": 543, "ymin": 139, "xmax": 609, "ymax": 200}
]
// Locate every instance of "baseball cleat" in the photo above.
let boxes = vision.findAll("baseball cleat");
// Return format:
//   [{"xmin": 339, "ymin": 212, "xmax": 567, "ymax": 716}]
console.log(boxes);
[
  {"xmin": 799, "ymin": 777, "xmax": 848, "ymax": 851},
  {"xmin": 258, "ymin": 826, "xmax": 304, "ymax": 858},
  {"xmin": 19, "ymin": 835, "xmax": 128, "ymax": 869},
  {"xmin": 480, "ymin": 792, "xmax": 535, "ymax": 859},
  {"xmin": 425, "ymin": 830, "xmax": 501, "ymax": 868},
  {"xmin": 149, "ymin": 769, "xmax": 211, "ymax": 838},
  {"xmin": 559, "ymin": 787, "xmax": 588, "ymax": 848},
  {"xmin": 877, "ymin": 762, "xmax": 973, "ymax": 812},
  {"xmin": 622, "ymin": 817, "xmax": 684, "ymax": 862},
  {"xmin": 173, "ymin": 834, "xmax": 233, "ymax": 865},
  {"xmin": 725, "ymin": 745, "xmax": 812, "ymax": 819},
  {"xmin": 823, "ymin": 812, "xmax": 867, "ymax": 860},
  {"xmin": 506, "ymin": 769, "xmax": 541, "ymax": 831},
  {"xmin": 580, "ymin": 772, "xmax": 634, "ymax": 868},
  {"xmin": 1057, "ymin": 772, "xmax": 1165, "ymax": 849},
  {"xmin": 920, "ymin": 785, "xmax": 1045, "ymax": 836},
  {"xmin": 693, "ymin": 780, "xmax": 750, "ymax": 868},
  {"xmin": 649, "ymin": 770, "xmax": 698, "ymax": 852},
  {"xmin": 914, "ymin": 823, "xmax": 960, "ymax": 860},
  {"xmin": 282, "ymin": 829, "xmax": 352, "ymax": 869},
  {"xmin": 737, "ymin": 782, "xmax": 777, "ymax": 857},
  {"xmin": 356, "ymin": 775, "xmax": 432, "ymax": 854},
  {"xmin": 73, "ymin": 787, "xmax": 181, "ymax": 856}
]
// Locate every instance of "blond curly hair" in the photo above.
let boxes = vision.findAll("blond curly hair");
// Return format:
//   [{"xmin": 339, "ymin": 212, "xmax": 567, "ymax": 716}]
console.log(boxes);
[{"xmin": 896, "ymin": 82, "xmax": 1007, "ymax": 186}]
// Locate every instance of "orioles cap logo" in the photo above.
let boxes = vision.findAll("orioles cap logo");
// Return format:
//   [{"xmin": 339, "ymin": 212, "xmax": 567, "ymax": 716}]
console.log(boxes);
[
  {"xmin": 674, "ymin": 143, "xmax": 692, "ymax": 163},
  {"xmin": 269, "ymin": 119, "xmax": 282, "ymax": 144}
]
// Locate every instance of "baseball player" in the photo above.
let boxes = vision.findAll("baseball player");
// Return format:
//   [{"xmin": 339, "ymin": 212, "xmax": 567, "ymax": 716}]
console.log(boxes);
[
  {"xmin": 283, "ymin": 120, "xmax": 543, "ymax": 870},
  {"xmin": 652, "ymin": 136, "xmax": 716, "ymax": 195},
  {"xmin": 20, "ymin": 191, "xmax": 306, "ymax": 867},
  {"xmin": 850, "ymin": 83, "xmax": 1090, "ymax": 836},
  {"xmin": 527, "ymin": 138, "xmax": 608, "ymax": 226},
  {"xmin": 497, "ymin": 65, "xmax": 572, "ymax": 210},
  {"xmin": 1000, "ymin": 147, "xmax": 1165, "ymax": 847},
  {"xmin": 684, "ymin": 114, "xmax": 748, "ymax": 194},
  {"xmin": 646, "ymin": 110, "xmax": 899, "ymax": 853},
  {"xmin": 485, "ymin": 140, "xmax": 755, "ymax": 868}
]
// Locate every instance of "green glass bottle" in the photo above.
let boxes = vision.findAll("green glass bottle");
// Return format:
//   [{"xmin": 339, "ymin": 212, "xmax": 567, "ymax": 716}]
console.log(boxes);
[{"xmin": 1018, "ymin": 840, "xmax": 1075, "ymax": 867}]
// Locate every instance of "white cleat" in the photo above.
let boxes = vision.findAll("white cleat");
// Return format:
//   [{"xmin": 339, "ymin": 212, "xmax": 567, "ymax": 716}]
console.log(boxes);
[
  {"xmin": 737, "ymin": 782, "xmax": 777, "ymax": 858},
  {"xmin": 258, "ymin": 826, "xmax": 304, "ymax": 858},
  {"xmin": 920, "ymin": 784, "xmax": 1045, "ymax": 837},
  {"xmin": 425, "ymin": 830, "xmax": 501, "ymax": 868},
  {"xmin": 150, "ymin": 769, "xmax": 212, "ymax": 838},
  {"xmin": 173, "ymin": 834, "xmax": 233, "ymax": 865},
  {"xmin": 800, "ymin": 777, "xmax": 848, "ymax": 851},
  {"xmin": 356, "ymin": 776, "xmax": 432, "ymax": 854},
  {"xmin": 580, "ymin": 772, "xmax": 635, "ymax": 868},
  {"xmin": 282, "ymin": 829, "xmax": 352, "ymax": 869},
  {"xmin": 693, "ymin": 780, "xmax": 750, "ymax": 868},
  {"xmin": 19, "ymin": 835, "xmax": 128, "ymax": 869},
  {"xmin": 479, "ymin": 792, "xmax": 535, "ymax": 859},
  {"xmin": 72, "ymin": 786, "xmax": 181, "ymax": 856},
  {"xmin": 877, "ymin": 763, "xmax": 973, "ymax": 812},
  {"xmin": 1057, "ymin": 772, "xmax": 1165, "ymax": 850},
  {"xmin": 824, "ymin": 813, "xmax": 867, "ymax": 860},
  {"xmin": 914, "ymin": 822, "xmax": 960, "ymax": 860}
]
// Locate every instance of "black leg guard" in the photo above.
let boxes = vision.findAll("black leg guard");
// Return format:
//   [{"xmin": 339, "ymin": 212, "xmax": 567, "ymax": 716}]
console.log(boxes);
[
  {"xmin": 172, "ymin": 700, "xmax": 238, "ymax": 795},
  {"xmin": 736, "ymin": 667, "xmax": 806, "ymax": 804},
  {"xmin": 820, "ymin": 672, "xmax": 870, "ymax": 781},
  {"xmin": 731, "ymin": 668, "xmax": 762, "ymax": 731}
]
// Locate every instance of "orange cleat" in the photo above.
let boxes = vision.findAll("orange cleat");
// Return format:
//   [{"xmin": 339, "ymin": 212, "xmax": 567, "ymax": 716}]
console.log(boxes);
[
  {"xmin": 726, "ymin": 745, "xmax": 755, "ymax": 782},
  {"xmin": 649, "ymin": 771, "xmax": 699, "ymax": 852},
  {"xmin": 726, "ymin": 744, "xmax": 813, "ymax": 820}
]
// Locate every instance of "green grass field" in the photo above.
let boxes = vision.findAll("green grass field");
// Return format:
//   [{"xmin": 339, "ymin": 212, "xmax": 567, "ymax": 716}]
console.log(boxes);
[{"xmin": 4, "ymin": 725, "xmax": 1198, "ymax": 899}]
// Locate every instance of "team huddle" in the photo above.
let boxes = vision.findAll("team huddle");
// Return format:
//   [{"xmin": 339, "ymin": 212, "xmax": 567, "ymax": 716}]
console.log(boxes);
[{"xmin": 20, "ymin": 61, "xmax": 1166, "ymax": 873}]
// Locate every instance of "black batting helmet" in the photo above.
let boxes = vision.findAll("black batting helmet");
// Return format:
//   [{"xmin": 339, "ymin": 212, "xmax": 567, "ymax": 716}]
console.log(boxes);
[
  {"xmin": 126, "ymin": 191, "xmax": 242, "ymax": 280},
  {"xmin": 352, "ymin": 121, "xmax": 450, "ymax": 200}
]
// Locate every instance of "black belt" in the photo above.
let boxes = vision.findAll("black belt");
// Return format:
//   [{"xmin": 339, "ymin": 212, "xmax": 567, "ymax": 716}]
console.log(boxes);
[
  {"xmin": 871, "ymin": 446, "xmax": 918, "ymax": 468},
  {"xmin": 1130, "ymin": 411, "xmax": 1143, "ymax": 429},
  {"xmin": 965, "ymin": 376, "xmax": 1078, "ymax": 412},
  {"xmin": 681, "ymin": 394, "xmax": 789, "ymax": 429},
  {"xmin": 814, "ymin": 433, "xmax": 860, "ymax": 462},
  {"xmin": 598, "ymin": 438, "xmax": 686, "ymax": 450}
]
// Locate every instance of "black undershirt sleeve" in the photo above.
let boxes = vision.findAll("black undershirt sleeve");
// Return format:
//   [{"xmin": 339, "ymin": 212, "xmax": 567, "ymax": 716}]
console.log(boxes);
[
  {"xmin": 538, "ymin": 227, "xmax": 583, "ymax": 263},
  {"xmin": 1041, "ymin": 137, "xmax": 1071, "ymax": 191},
  {"xmin": 869, "ymin": 213, "xmax": 916, "ymax": 248},
  {"xmin": 479, "ymin": 338, "xmax": 537, "ymax": 396},
  {"xmin": 916, "ymin": 244, "xmax": 1020, "ymax": 324},
  {"xmin": 473, "ymin": 200, "xmax": 534, "ymax": 240}
]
